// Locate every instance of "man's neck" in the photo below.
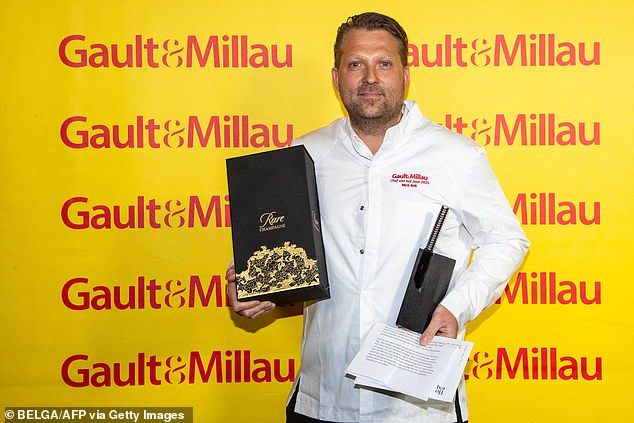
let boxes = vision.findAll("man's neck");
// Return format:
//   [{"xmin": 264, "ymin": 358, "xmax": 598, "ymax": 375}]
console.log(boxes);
[
  {"xmin": 350, "ymin": 111, "xmax": 403, "ymax": 155},
  {"xmin": 353, "ymin": 130, "xmax": 386, "ymax": 155}
]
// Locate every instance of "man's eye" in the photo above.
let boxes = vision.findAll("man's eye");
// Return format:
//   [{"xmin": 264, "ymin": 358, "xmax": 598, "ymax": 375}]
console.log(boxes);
[{"xmin": 380, "ymin": 61, "xmax": 392, "ymax": 67}]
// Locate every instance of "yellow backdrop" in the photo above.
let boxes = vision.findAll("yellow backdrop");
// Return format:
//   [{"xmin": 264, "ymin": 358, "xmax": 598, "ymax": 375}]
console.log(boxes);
[{"xmin": 2, "ymin": 0, "xmax": 633, "ymax": 421}]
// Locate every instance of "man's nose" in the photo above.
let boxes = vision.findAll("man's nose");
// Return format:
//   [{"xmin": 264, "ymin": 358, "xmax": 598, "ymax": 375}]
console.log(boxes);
[{"xmin": 363, "ymin": 66, "xmax": 378, "ymax": 84}]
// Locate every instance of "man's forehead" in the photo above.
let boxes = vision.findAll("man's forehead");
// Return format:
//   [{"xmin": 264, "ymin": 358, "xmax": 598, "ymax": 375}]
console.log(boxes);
[{"xmin": 340, "ymin": 29, "xmax": 401, "ymax": 54}]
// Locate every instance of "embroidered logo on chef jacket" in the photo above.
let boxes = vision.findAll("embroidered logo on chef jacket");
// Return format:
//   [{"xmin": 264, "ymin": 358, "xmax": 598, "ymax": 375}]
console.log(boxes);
[{"xmin": 388, "ymin": 172, "xmax": 430, "ymax": 188}]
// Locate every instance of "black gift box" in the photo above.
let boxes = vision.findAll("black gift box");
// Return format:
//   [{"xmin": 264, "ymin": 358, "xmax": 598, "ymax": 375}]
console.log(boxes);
[{"xmin": 226, "ymin": 145, "xmax": 330, "ymax": 305}]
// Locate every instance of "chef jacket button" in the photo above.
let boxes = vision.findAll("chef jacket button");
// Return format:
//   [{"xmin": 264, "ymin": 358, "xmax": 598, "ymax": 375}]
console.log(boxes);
[
  {"xmin": 360, "ymin": 205, "xmax": 365, "ymax": 210},
  {"xmin": 360, "ymin": 249, "xmax": 365, "ymax": 254}
]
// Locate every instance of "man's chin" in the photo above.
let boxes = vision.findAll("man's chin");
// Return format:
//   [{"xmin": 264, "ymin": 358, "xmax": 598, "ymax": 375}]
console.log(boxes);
[{"xmin": 348, "ymin": 103, "xmax": 387, "ymax": 119}]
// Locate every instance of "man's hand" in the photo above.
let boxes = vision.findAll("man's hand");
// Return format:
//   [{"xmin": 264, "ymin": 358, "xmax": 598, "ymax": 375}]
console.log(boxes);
[
  {"xmin": 225, "ymin": 265, "xmax": 276, "ymax": 318},
  {"xmin": 419, "ymin": 304, "xmax": 458, "ymax": 346}
]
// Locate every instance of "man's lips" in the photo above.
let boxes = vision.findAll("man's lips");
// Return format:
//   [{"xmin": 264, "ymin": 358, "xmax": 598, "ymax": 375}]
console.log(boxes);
[{"xmin": 357, "ymin": 89, "xmax": 384, "ymax": 97}]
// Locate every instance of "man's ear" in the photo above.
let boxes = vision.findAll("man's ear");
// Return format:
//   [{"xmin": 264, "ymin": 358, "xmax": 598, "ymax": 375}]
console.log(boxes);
[
  {"xmin": 403, "ymin": 65, "xmax": 410, "ymax": 90},
  {"xmin": 332, "ymin": 67, "xmax": 339, "ymax": 92}
]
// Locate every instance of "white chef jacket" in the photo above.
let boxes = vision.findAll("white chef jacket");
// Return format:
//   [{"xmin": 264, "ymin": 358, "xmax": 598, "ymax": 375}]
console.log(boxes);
[{"xmin": 290, "ymin": 100, "xmax": 529, "ymax": 422}]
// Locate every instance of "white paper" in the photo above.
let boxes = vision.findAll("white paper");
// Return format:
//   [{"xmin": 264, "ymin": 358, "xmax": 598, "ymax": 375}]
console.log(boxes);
[{"xmin": 345, "ymin": 323, "xmax": 473, "ymax": 402}]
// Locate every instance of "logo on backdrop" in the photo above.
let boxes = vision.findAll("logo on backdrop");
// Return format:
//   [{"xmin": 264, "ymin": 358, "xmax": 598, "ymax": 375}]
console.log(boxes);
[
  {"xmin": 512, "ymin": 193, "xmax": 600, "ymax": 225},
  {"xmin": 496, "ymin": 271, "xmax": 601, "ymax": 305},
  {"xmin": 409, "ymin": 33, "xmax": 600, "ymax": 67},
  {"xmin": 59, "ymin": 33, "xmax": 599, "ymax": 69},
  {"xmin": 60, "ymin": 115, "xmax": 293, "ymax": 149},
  {"xmin": 61, "ymin": 350, "xmax": 296, "ymax": 387},
  {"xmin": 59, "ymin": 35, "xmax": 292, "ymax": 68},
  {"xmin": 61, "ymin": 195, "xmax": 231, "ymax": 229},
  {"xmin": 61, "ymin": 275, "xmax": 229, "ymax": 310},
  {"xmin": 443, "ymin": 113, "xmax": 600, "ymax": 147},
  {"xmin": 466, "ymin": 347, "xmax": 602, "ymax": 381}
]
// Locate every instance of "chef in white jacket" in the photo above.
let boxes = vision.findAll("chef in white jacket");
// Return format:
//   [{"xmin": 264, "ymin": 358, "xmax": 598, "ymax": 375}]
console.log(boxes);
[{"xmin": 226, "ymin": 12, "xmax": 529, "ymax": 423}]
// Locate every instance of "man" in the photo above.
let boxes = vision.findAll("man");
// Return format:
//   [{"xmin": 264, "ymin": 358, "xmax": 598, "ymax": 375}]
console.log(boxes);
[{"xmin": 226, "ymin": 12, "xmax": 529, "ymax": 423}]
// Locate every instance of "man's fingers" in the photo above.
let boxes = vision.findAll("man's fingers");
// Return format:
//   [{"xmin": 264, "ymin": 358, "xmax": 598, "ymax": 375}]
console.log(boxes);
[
  {"xmin": 225, "ymin": 266, "xmax": 236, "ymax": 282},
  {"xmin": 236, "ymin": 301, "xmax": 276, "ymax": 318},
  {"xmin": 419, "ymin": 305, "xmax": 458, "ymax": 346},
  {"xmin": 419, "ymin": 322, "xmax": 439, "ymax": 346},
  {"xmin": 225, "ymin": 262, "xmax": 276, "ymax": 318},
  {"xmin": 248, "ymin": 302, "xmax": 277, "ymax": 319}
]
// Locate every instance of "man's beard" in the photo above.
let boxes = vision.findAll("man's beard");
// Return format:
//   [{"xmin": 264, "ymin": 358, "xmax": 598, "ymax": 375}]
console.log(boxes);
[{"xmin": 343, "ymin": 83, "xmax": 404, "ymax": 137}]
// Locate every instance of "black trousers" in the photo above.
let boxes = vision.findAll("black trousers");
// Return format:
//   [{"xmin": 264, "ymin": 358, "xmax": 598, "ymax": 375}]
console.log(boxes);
[{"xmin": 286, "ymin": 384, "xmax": 467, "ymax": 423}]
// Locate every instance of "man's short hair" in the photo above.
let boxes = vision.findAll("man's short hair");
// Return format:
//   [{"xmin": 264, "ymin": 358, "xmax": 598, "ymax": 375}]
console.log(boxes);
[{"xmin": 334, "ymin": 12, "xmax": 409, "ymax": 68}]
